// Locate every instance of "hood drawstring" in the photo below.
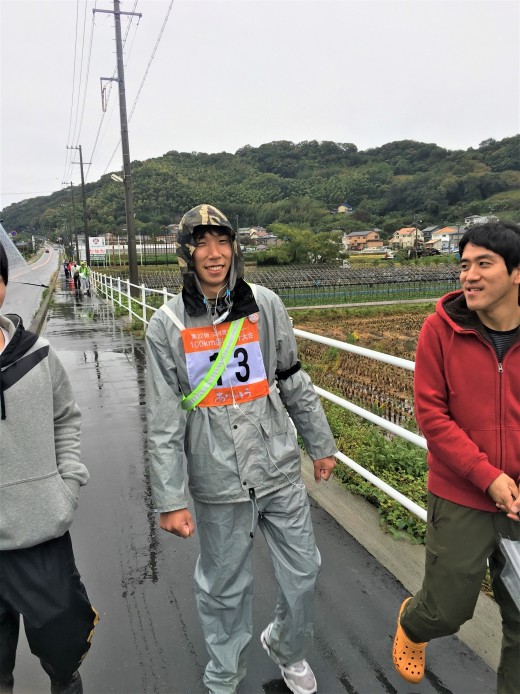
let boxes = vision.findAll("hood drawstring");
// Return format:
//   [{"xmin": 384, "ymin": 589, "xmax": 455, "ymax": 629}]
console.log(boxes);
[
  {"xmin": 201, "ymin": 284, "xmax": 233, "ymax": 326},
  {"xmin": 0, "ymin": 371, "xmax": 5, "ymax": 420}
]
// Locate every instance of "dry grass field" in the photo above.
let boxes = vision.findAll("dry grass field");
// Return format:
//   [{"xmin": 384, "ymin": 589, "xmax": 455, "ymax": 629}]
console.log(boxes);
[{"xmin": 291, "ymin": 304, "xmax": 434, "ymax": 427}]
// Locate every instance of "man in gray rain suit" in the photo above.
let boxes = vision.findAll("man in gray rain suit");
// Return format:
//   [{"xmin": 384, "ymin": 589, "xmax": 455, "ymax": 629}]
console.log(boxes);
[{"xmin": 145, "ymin": 204, "xmax": 337, "ymax": 694}]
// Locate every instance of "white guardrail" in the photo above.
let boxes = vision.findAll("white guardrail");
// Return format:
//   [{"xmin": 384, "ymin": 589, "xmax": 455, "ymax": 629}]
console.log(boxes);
[{"xmin": 91, "ymin": 271, "xmax": 427, "ymax": 522}]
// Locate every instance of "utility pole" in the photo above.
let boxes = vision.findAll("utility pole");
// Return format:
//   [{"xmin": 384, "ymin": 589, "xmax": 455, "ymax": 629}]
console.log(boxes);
[
  {"xmin": 67, "ymin": 145, "xmax": 90, "ymax": 264},
  {"xmin": 95, "ymin": 0, "xmax": 141, "ymax": 295},
  {"xmin": 70, "ymin": 182, "xmax": 80, "ymax": 262},
  {"xmin": 62, "ymin": 181, "xmax": 80, "ymax": 261},
  {"xmin": 411, "ymin": 216, "xmax": 422, "ymax": 262}
]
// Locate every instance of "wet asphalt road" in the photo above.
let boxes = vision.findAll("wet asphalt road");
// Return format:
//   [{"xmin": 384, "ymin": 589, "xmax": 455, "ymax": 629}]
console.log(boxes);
[
  {"xmin": 3, "ymin": 247, "xmax": 58, "ymax": 327},
  {"xmin": 11, "ymin": 275, "xmax": 496, "ymax": 694}
]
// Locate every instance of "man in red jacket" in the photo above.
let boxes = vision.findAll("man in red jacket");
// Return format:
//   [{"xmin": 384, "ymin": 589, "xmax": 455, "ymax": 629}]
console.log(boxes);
[{"xmin": 393, "ymin": 221, "xmax": 520, "ymax": 694}]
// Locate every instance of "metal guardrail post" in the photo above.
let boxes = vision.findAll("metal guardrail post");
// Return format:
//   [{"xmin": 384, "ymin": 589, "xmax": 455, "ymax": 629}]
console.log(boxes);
[
  {"xmin": 336, "ymin": 451, "xmax": 427, "ymax": 521},
  {"xmin": 127, "ymin": 279, "xmax": 131, "ymax": 318},
  {"xmin": 293, "ymin": 328, "xmax": 415, "ymax": 371},
  {"xmin": 163, "ymin": 287, "xmax": 168, "ymax": 305},
  {"xmin": 141, "ymin": 284, "xmax": 146, "ymax": 323},
  {"xmin": 314, "ymin": 385, "xmax": 426, "ymax": 449}
]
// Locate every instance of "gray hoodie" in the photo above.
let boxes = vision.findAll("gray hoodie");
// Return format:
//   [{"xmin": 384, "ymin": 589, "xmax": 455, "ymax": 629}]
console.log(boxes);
[{"xmin": 0, "ymin": 313, "xmax": 88, "ymax": 550}]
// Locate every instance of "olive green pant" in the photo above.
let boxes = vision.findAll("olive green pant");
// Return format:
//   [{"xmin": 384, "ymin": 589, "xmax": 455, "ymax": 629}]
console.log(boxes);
[{"xmin": 401, "ymin": 493, "xmax": 520, "ymax": 694}]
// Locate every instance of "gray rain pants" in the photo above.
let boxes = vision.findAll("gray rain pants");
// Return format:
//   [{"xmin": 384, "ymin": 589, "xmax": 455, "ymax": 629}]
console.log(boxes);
[{"xmin": 193, "ymin": 482, "xmax": 321, "ymax": 694}]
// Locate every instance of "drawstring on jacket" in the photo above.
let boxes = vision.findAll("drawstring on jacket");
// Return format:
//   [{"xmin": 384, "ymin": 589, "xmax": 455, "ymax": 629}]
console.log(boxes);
[{"xmin": 0, "ymin": 371, "xmax": 5, "ymax": 420}]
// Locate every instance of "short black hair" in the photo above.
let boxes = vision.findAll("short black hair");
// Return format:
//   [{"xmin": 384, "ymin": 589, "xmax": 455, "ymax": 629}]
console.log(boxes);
[
  {"xmin": 459, "ymin": 221, "xmax": 520, "ymax": 274},
  {"xmin": 0, "ymin": 242, "xmax": 8, "ymax": 285},
  {"xmin": 192, "ymin": 225, "xmax": 232, "ymax": 242}
]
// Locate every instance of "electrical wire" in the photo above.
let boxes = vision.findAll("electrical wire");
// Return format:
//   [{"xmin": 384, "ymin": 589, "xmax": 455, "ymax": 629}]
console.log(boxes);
[
  {"xmin": 69, "ymin": 0, "xmax": 89, "ymax": 150},
  {"xmin": 73, "ymin": 2, "xmax": 97, "ymax": 155},
  {"xmin": 102, "ymin": 0, "xmax": 176, "ymax": 175},
  {"xmin": 62, "ymin": 0, "xmax": 82, "ymax": 186},
  {"xmin": 64, "ymin": 0, "xmax": 96, "ymax": 184},
  {"xmin": 86, "ymin": 0, "xmax": 141, "ymax": 180},
  {"xmin": 63, "ymin": 0, "xmax": 175, "ymax": 189}
]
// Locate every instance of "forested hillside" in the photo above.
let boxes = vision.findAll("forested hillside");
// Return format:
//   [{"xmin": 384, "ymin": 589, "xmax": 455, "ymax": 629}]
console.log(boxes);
[{"xmin": 3, "ymin": 135, "xmax": 519, "ymax": 242}]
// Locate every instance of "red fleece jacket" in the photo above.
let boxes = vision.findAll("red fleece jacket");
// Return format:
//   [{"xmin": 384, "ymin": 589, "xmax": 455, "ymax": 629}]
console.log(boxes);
[{"xmin": 414, "ymin": 290, "xmax": 520, "ymax": 512}]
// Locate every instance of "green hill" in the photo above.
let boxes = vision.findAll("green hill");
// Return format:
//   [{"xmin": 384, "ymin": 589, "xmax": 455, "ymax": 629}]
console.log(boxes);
[{"xmin": 2, "ymin": 135, "xmax": 519, "ymax": 243}]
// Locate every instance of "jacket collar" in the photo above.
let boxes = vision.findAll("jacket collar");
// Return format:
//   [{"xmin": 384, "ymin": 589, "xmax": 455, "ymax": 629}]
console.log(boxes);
[
  {"xmin": 0, "ymin": 314, "xmax": 39, "ymax": 421},
  {"xmin": 182, "ymin": 277, "xmax": 259, "ymax": 321},
  {"xmin": 438, "ymin": 290, "xmax": 520, "ymax": 346},
  {"xmin": 0, "ymin": 313, "xmax": 38, "ymax": 365}
]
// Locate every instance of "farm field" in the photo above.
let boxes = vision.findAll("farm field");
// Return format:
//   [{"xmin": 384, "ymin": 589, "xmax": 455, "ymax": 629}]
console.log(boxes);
[
  {"xmin": 292, "ymin": 303, "xmax": 432, "ymax": 428},
  {"xmin": 102, "ymin": 262, "xmax": 459, "ymax": 307}
]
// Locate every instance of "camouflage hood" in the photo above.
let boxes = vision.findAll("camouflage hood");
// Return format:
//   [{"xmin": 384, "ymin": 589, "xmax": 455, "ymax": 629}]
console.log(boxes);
[{"xmin": 177, "ymin": 204, "xmax": 244, "ymax": 292}]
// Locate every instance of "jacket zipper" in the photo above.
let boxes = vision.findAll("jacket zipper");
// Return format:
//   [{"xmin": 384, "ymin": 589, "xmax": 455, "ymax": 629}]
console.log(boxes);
[
  {"xmin": 467, "ymin": 328, "xmax": 508, "ymax": 469},
  {"xmin": 249, "ymin": 487, "xmax": 256, "ymax": 538},
  {"xmin": 498, "ymin": 361, "xmax": 503, "ymax": 470}
]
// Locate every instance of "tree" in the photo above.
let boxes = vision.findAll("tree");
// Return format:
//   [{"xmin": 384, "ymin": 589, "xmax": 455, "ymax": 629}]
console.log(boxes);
[{"xmin": 2, "ymin": 136, "xmax": 519, "ymax": 239}]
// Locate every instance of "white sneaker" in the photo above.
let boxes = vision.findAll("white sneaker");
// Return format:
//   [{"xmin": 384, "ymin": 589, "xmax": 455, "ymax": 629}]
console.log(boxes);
[{"xmin": 260, "ymin": 623, "xmax": 317, "ymax": 694}]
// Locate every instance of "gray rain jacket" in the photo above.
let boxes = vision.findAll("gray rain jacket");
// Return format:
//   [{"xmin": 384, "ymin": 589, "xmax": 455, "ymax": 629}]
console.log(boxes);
[
  {"xmin": 145, "ymin": 284, "xmax": 337, "ymax": 512},
  {"xmin": 0, "ymin": 313, "xmax": 87, "ymax": 550}
]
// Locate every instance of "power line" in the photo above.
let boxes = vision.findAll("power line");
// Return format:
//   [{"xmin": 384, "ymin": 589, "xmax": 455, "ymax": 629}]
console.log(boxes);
[
  {"xmin": 62, "ymin": 0, "xmax": 82, "ymax": 186},
  {"xmin": 73, "ymin": 3, "xmax": 97, "ymax": 157},
  {"xmin": 85, "ymin": 1, "xmax": 140, "ymax": 180},
  {"xmin": 65, "ymin": 0, "xmax": 96, "ymax": 184},
  {"xmin": 102, "ymin": 0, "xmax": 175, "ymax": 174},
  {"xmin": 69, "ymin": 0, "xmax": 90, "ymax": 150}
]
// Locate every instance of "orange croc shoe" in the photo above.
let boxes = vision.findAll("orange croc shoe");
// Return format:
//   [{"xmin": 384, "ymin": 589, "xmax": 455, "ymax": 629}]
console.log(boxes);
[{"xmin": 393, "ymin": 597, "xmax": 427, "ymax": 684}]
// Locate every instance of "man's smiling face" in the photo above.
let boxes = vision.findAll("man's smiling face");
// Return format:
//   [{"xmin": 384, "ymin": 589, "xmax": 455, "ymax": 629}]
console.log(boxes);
[
  {"xmin": 459, "ymin": 242, "xmax": 520, "ymax": 319},
  {"xmin": 193, "ymin": 229, "xmax": 232, "ymax": 299}
]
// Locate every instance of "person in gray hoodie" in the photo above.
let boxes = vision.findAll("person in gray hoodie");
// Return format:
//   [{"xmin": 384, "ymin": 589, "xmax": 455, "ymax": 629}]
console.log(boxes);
[
  {"xmin": 0, "ymin": 242, "xmax": 98, "ymax": 694},
  {"xmin": 146, "ymin": 204, "xmax": 337, "ymax": 694}
]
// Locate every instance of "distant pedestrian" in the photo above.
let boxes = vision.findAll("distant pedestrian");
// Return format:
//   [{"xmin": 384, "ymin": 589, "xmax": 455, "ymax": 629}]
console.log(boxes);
[
  {"xmin": 0, "ymin": 241, "xmax": 98, "ymax": 694},
  {"xmin": 64, "ymin": 260, "xmax": 70, "ymax": 280},
  {"xmin": 72, "ymin": 262, "xmax": 81, "ymax": 292},
  {"xmin": 392, "ymin": 221, "xmax": 520, "ymax": 694},
  {"xmin": 146, "ymin": 204, "xmax": 337, "ymax": 694},
  {"xmin": 78, "ymin": 261, "xmax": 91, "ymax": 296}
]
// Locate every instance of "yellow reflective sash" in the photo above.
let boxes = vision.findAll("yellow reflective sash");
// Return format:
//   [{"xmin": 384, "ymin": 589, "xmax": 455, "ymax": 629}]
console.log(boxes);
[{"xmin": 181, "ymin": 318, "xmax": 245, "ymax": 411}]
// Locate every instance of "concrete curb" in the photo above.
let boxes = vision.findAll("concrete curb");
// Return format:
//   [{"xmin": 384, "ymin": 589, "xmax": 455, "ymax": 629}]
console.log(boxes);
[
  {"xmin": 29, "ymin": 270, "xmax": 59, "ymax": 335},
  {"xmin": 301, "ymin": 454, "xmax": 501, "ymax": 671}
]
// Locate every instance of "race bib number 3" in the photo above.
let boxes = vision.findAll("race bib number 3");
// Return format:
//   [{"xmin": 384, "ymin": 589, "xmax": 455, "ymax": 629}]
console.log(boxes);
[{"xmin": 182, "ymin": 320, "xmax": 269, "ymax": 407}]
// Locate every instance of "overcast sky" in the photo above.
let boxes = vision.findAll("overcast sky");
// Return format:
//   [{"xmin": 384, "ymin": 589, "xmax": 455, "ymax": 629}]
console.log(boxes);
[{"xmin": 1, "ymin": 0, "xmax": 518, "ymax": 211}]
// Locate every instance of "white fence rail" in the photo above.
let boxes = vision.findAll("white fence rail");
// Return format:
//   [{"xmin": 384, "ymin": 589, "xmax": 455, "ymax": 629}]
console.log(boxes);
[{"xmin": 91, "ymin": 271, "xmax": 427, "ymax": 523}]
